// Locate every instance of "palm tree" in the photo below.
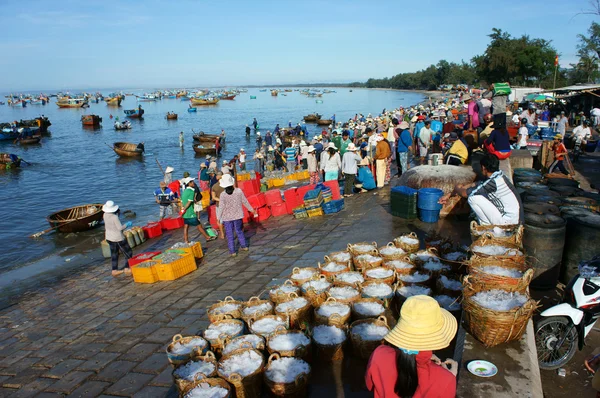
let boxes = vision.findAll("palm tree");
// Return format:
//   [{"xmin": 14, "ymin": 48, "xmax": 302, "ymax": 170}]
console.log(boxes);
[{"xmin": 576, "ymin": 53, "xmax": 600, "ymax": 83}]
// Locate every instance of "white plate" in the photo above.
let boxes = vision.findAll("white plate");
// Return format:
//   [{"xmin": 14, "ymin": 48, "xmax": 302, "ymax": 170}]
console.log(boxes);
[{"xmin": 467, "ymin": 360, "xmax": 498, "ymax": 377}]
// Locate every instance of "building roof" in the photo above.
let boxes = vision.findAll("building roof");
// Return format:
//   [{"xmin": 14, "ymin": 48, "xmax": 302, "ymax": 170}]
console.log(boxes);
[{"xmin": 552, "ymin": 84, "xmax": 600, "ymax": 92}]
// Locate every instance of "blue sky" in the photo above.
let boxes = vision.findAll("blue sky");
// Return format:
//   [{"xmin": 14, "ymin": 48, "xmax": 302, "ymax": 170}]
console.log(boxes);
[{"xmin": 0, "ymin": 0, "xmax": 595, "ymax": 91}]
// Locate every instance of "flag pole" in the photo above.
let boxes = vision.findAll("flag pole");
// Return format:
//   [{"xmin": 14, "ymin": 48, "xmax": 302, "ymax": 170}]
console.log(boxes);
[{"xmin": 553, "ymin": 55, "xmax": 559, "ymax": 90}]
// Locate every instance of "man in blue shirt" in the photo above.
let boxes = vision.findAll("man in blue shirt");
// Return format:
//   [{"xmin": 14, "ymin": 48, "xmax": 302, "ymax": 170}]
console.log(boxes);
[
  {"xmin": 395, "ymin": 121, "xmax": 413, "ymax": 176},
  {"xmin": 356, "ymin": 157, "xmax": 376, "ymax": 192},
  {"xmin": 154, "ymin": 182, "xmax": 174, "ymax": 219},
  {"xmin": 284, "ymin": 145, "xmax": 297, "ymax": 172}
]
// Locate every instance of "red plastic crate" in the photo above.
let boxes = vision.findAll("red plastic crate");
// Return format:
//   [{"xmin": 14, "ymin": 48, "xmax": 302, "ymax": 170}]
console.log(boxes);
[
  {"xmin": 265, "ymin": 189, "xmax": 284, "ymax": 206},
  {"xmin": 128, "ymin": 251, "xmax": 162, "ymax": 267},
  {"xmin": 208, "ymin": 205, "xmax": 219, "ymax": 228},
  {"xmin": 142, "ymin": 223, "xmax": 163, "ymax": 239},
  {"xmin": 283, "ymin": 188, "xmax": 300, "ymax": 215},
  {"xmin": 248, "ymin": 193, "xmax": 267, "ymax": 209},
  {"xmin": 242, "ymin": 206, "xmax": 251, "ymax": 223},
  {"xmin": 239, "ymin": 180, "xmax": 258, "ymax": 197},
  {"xmin": 160, "ymin": 217, "xmax": 184, "ymax": 230},
  {"xmin": 256, "ymin": 206, "xmax": 271, "ymax": 221},
  {"xmin": 322, "ymin": 181, "xmax": 342, "ymax": 200},
  {"xmin": 270, "ymin": 202, "xmax": 288, "ymax": 217},
  {"xmin": 296, "ymin": 184, "xmax": 317, "ymax": 202},
  {"xmin": 250, "ymin": 178, "xmax": 261, "ymax": 194}
]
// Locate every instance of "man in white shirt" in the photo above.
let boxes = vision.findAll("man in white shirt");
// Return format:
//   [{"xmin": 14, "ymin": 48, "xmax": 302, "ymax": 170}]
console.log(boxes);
[
  {"xmin": 221, "ymin": 160, "xmax": 231, "ymax": 175},
  {"xmin": 238, "ymin": 149, "xmax": 246, "ymax": 171},
  {"xmin": 515, "ymin": 118, "xmax": 529, "ymax": 149},
  {"xmin": 573, "ymin": 120, "xmax": 593, "ymax": 144},
  {"xmin": 418, "ymin": 120, "xmax": 433, "ymax": 163}
]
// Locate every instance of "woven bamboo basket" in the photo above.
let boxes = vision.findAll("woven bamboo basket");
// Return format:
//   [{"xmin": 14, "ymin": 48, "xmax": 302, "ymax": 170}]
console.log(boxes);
[
  {"xmin": 351, "ymin": 298, "xmax": 386, "ymax": 321},
  {"xmin": 179, "ymin": 376, "xmax": 232, "ymax": 398},
  {"xmin": 412, "ymin": 248, "xmax": 440, "ymax": 267},
  {"xmin": 207, "ymin": 296, "xmax": 243, "ymax": 323},
  {"xmin": 310, "ymin": 325, "xmax": 347, "ymax": 362},
  {"xmin": 173, "ymin": 350, "xmax": 218, "ymax": 394},
  {"xmin": 396, "ymin": 270, "xmax": 434, "ymax": 288},
  {"xmin": 360, "ymin": 281, "xmax": 395, "ymax": 307},
  {"xmin": 435, "ymin": 275, "xmax": 464, "ymax": 298},
  {"xmin": 324, "ymin": 250, "xmax": 353, "ymax": 267},
  {"xmin": 274, "ymin": 293, "xmax": 312, "ymax": 330},
  {"xmin": 462, "ymin": 287, "xmax": 539, "ymax": 348},
  {"xmin": 318, "ymin": 261, "xmax": 351, "ymax": 281},
  {"xmin": 217, "ymin": 348, "xmax": 265, "ymax": 398},
  {"xmin": 301, "ymin": 275, "xmax": 331, "ymax": 307},
  {"xmin": 383, "ymin": 256, "xmax": 416, "ymax": 276},
  {"xmin": 420, "ymin": 258, "xmax": 452, "ymax": 280},
  {"xmin": 378, "ymin": 242, "xmax": 407, "ymax": 261},
  {"xmin": 166, "ymin": 334, "xmax": 209, "ymax": 367},
  {"xmin": 266, "ymin": 328, "xmax": 312, "ymax": 359},
  {"xmin": 314, "ymin": 297, "xmax": 351, "ymax": 326},
  {"xmin": 393, "ymin": 232, "xmax": 420, "ymax": 253},
  {"xmin": 290, "ymin": 267, "xmax": 320, "ymax": 286},
  {"xmin": 333, "ymin": 271, "xmax": 365, "ymax": 288},
  {"xmin": 349, "ymin": 316, "xmax": 390, "ymax": 359},
  {"xmin": 203, "ymin": 319, "xmax": 245, "ymax": 356},
  {"xmin": 326, "ymin": 285, "xmax": 361, "ymax": 305},
  {"xmin": 440, "ymin": 250, "xmax": 469, "ymax": 275},
  {"xmin": 353, "ymin": 254, "xmax": 384, "ymax": 273},
  {"xmin": 363, "ymin": 267, "xmax": 396, "ymax": 285},
  {"xmin": 470, "ymin": 221, "xmax": 524, "ymax": 247},
  {"xmin": 248, "ymin": 315, "xmax": 289, "ymax": 339},
  {"xmin": 269, "ymin": 280, "xmax": 300, "ymax": 304},
  {"xmin": 264, "ymin": 353, "xmax": 311, "ymax": 397},
  {"xmin": 470, "ymin": 234, "xmax": 526, "ymax": 269},
  {"xmin": 463, "ymin": 268, "xmax": 534, "ymax": 297},
  {"xmin": 424, "ymin": 235, "xmax": 452, "ymax": 252},
  {"xmin": 241, "ymin": 296, "xmax": 274, "ymax": 323},
  {"xmin": 223, "ymin": 335, "xmax": 266, "ymax": 356},
  {"xmin": 347, "ymin": 241, "xmax": 378, "ymax": 257},
  {"xmin": 393, "ymin": 282, "xmax": 433, "ymax": 316}
]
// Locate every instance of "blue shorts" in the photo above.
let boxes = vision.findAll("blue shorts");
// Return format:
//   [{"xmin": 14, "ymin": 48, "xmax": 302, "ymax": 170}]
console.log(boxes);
[{"xmin": 183, "ymin": 217, "xmax": 200, "ymax": 226}]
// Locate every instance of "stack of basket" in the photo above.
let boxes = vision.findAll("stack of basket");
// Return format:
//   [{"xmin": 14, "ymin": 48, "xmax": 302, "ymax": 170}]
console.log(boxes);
[
  {"xmin": 390, "ymin": 186, "xmax": 418, "ymax": 219},
  {"xmin": 303, "ymin": 188, "xmax": 324, "ymax": 217},
  {"xmin": 462, "ymin": 227, "xmax": 539, "ymax": 348}
]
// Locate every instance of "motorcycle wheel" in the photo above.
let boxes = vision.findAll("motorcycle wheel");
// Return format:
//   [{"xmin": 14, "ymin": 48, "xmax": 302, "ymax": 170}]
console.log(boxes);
[{"xmin": 535, "ymin": 316, "xmax": 578, "ymax": 370}]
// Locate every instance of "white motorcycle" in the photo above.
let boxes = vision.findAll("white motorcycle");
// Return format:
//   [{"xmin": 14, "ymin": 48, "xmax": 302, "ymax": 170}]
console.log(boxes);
[{"xmin": 535, "ymin": 256, "xmax": 600, "ymax": 369}]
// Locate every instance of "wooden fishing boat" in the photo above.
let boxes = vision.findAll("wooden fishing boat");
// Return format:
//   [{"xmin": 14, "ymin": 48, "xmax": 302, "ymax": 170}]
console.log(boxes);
[
  {"xmin": 124, "ymin": 108, "xmax": 144, "ymax": 118},
  {"xmin": 0, "ymin": 130, "xmax": 18, "ymax": 141},
  {"xmin": 105, "ymin": 96, "xmax": 122, "ymax": 106},
  {"xmin": 0, "ymin": 153, "xmax": 21, "ymax": 169},
  {"xmin": 81, "ymin": 115, "xmax": 102, "ymax": 126},
  {"xmin": 56, "ymin": 98, "xmax": 88, "ymax": 108},
  {"xmin": 192, "ymin": 144, "xmax": 217, "ymax": 156},
  {"xmin": 113, "ymin": 142, "xmax": 144, "ymax": 157},
  {"xmin": 166, "ymin": 113, "xmax": 178, "ymax": 120},
  {"xmin": 220, "ymin": 94, "xmax": 236, "ymax": 100},
  {"xmin": 303, "ymin": 113, "xmax": 322, "ymax": 122},
  {"xmin": 18, "ymin": 136, "xmax": 41, "ymax": 145},
  {"xmin": 271, "ymin": 90, "xmax": 278, "ymax": 96},
  {"xmin": 137, "ymin": 94, "xmax": 157, "ymax": 101},
  {"xmin": 46, "ymin": 204, "xmax": 104, "ymax": 233},
  {"xmin": 317, "ymin": 119, "xmax": 333, "ymax": 125},
  {"xmin": 190, "ymin": 98, "xmax": 219, "ymax": 105}
]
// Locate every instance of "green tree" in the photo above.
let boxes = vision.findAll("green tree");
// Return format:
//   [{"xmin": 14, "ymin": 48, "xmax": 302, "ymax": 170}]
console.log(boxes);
[{"xmin": 574, "ymin": 22, "xmax": 600, "ymax": 83}]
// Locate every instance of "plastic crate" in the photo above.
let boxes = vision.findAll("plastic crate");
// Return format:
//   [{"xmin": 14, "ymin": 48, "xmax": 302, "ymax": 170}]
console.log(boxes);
[
  {"xmin": 142, "ymin": 222, "xmax": 163, "ymax": 239},
  {"xmin": 304, "ymin": 188, "xmax": 322, "ymax": 200},
  {"xmin": 131, "ymin": 259, "xmax": 161, "ymax": 284},
  {"xmin": 270, "ymin": 203, "xmax": 288, "ymax": 217},
  {"xmin": 170, "ymin": 243, "xmax": 203, "ymax": 259},
  {"xmin": 128, "ymin": 251, "xmax": 162, "ymax": 268},
  {"xmin": 153, "ymin": 251, "xmax": 197, "ymax": 281},
  {"xmin": 272, "ymin": 178, "xmax": 285, "ymax": 187},
  {"xmin": 307, "ymin": 208, "xmax": 324, "ymax": 217},
  {"xmin": 160, "ymin": 217, "xmax": 184, "ymax": 230},
  {"xmin": 322, "ymin": 199, "xmax": 345, "ymax": 214},
  {"xmin": 248, "ymin": 193, "xmax": 267, "ymax": 209}
]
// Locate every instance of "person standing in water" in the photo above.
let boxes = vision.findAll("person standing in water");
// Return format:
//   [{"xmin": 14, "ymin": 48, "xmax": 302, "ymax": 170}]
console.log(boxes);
[{"xmin": 179, "ymin": 131, "xmax": 184, "ymax": 148}]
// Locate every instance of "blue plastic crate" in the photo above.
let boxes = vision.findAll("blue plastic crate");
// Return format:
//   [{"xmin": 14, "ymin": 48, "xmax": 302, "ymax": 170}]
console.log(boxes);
[
  {"xmin": 303, "ymin": 188, "xmax": 322, "ymax": 201},
  {"xmin": 322, "ymin": 198, "xmax": 345, "ymax": 214},
  {"xmin": 391, "ymin": 186, "xmax": 418, "ymax": 196}
]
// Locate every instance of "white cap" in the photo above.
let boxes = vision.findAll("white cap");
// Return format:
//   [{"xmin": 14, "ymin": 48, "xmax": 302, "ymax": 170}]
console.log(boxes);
[{"xmin": 165, "ymin": 166, "xmax": 174, "ymax": 173}]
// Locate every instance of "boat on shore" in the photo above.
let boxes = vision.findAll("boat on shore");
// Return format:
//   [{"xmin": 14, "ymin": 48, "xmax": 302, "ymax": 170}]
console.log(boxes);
[
  {"xmin": 166, "ymin": 112, "xmax": 178, "ymax": 120},
  {"xmin": 316, "ymin": 119, "xmax": 333, "ymax": 125},
  {"xmin": 0, "ymin": 153, "xmax": 22, "ymax": 169},
  {"xmin": 124, "ymin": 108, "xmax": 144, "ymax": 119},
  {"xmin": 190, "ymin": 98, "xmax": 219, "ymax": 105},
  {"xmin": 303, "ymin": 113, "xmax": 322, "ymax": 122},
  {"xmin": 192, "ymin": 143, "xmax": 217, "ymax": 156},
  {"xmin": 113, "ymin": 142, "xmax": 144, "ymax": 157},
  {"xmin": 56, "ymin": 97, "xmax": 88, "ymax": 108},
  {"xmin": 81, "ymin": 115, "xmax": 102, "ymax": 126},
  {"xmin": 46, "ymin": 204, "xmax": 104, "ymax": 233}
]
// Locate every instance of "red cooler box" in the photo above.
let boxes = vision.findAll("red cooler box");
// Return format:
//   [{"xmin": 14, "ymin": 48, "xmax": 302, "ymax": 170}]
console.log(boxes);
[
  {"xmin": 265, "ymin": 189, "xmax": 284, "ymax": 206},
  {"xmin": 283, "ymin": 188, "xmax": 300, "ymax": 215},
  {"xmin": 160, "ymin": 217, "xmax": 184, "ymax": 230},
  {"xmin": 270, "ymin": 203, "xmax": 288, "ymax": 217},
  {"xmin": 142, "ymin": 222, "xmax": 163, "ymax": 239},
  {"xmin": 323, "ymin": 181, "xmax": 342, "ymax": 200},
  {"xmin": 248, "ymin": 193, "xmax": 267, "ymax": 209}
]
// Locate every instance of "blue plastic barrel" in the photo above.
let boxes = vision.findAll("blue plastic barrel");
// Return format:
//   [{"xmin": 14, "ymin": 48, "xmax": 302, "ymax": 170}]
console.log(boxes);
[
  {"xmin": 417, "ymin": 188, "xmax": 444, "ymax": 211},
  {"xmin": 419, "ymin": 209, "xmax": 441, "ymax": 223}
]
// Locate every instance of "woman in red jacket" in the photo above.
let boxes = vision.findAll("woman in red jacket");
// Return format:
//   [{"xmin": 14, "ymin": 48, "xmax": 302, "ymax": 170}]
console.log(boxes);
[{"xmin": 365, "ymin": 295, "xmax": 458, "ymax": 398}]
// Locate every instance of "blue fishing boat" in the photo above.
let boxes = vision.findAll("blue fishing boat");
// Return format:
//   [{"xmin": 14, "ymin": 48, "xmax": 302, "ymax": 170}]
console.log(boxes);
[
  {"xmin": 0, "ymin": 130, "xmax": 19, "ymax": 141},
  {"xmin": 259, "ymin": 89, "xmax": 267, "ymax": 92},
  {"xmin": 124, "ymin": 107, "xmax": 144, "ymax": 119},
  {"xmin": 187, "ymin": 107, "xmax": 197, "ymax": 112},
  {"xmin": 250, "ymin": 96, "xmax": 256, "ymax": 99}
]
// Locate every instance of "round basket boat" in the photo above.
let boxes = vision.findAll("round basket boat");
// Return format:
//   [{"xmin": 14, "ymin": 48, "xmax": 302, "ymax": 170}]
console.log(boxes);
[
  {"xmin": 172, "ymin": 350, "xmax": 218, "ymax": 394},
  {"xmin": 363, "ymin": 267, "xmax": 396, "ymax": 285},
  {"xmin": 274, "ymin": 293, "xmax": 312, "ymax": 330},
  {"xmin": 166, "ymin": 334, "xmax": 209, "ymax": 367},
  {"xmin": 349, "ymin": 316, "xmax": 390, "ymax": 359},
  {"xmin": 290, "ymin": 267, "xmax": 319, "ymax": 286},
  {"xmin": 378, "ymin": 242, "xmax": 407, "ymax": 261},
  {"xmin": 179, "ymin": 377, "xmax": 232, "ymax": 398},
  {"xmin": 318, "ymin": 261, "xmax": 351, "ymax": 281},
  {"xmin": 470, "ymin": 221, "xmax": 524, "ymax": 247},
  {"xmin": 301, "ymin": 276, "xmax": 331, "ymax": 307},
  {"xmin": 207, "ymin": 296, "xmax": 243, "ymax": 323},
  {"xmin": 217, "ymin": 348, "xmax": 265, "ymax": 398},
  {"xmin": 324, "ymin": 251, "xmax": 353, "ymax": 268},
  {"xmin": 351, "ymin": 298, "xmax": 386, "ymax": 321},
  {"xmin": 241, "ymin": 297, "xmax": 274, "ymax": 323},
  {"xmin": 314, "ymin": 297, "xmax": 351, "ymax": 327},
  {"xmin": 347, "ymin": 241, "xmax": 378, "ymax": 257},
  {"xmin": 310, "ymin": 324, "xmax": 347, "ymax": 362},
  {"xmin": 266, "ymin": 328, "xmax": 312, "ymax": 359},
  {"xmin": 264, "ymin": 353, "xmax": 311, "ymax": 397},
  {"xmin": 269, "ymin": 280, "xmax": 300, "ymax": 304},
  {"xmin": 393, "ymin": 232, "xmax": 420, "ymax": 253}
]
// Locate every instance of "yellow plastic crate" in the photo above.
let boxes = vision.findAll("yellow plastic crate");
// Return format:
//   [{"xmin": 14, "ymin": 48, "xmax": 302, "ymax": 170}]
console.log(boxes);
[
  {"xmin": 272, "ymin": 178, "xmax": 285, "ymax": 187},
  {"xmin": 190, "ymin": 242, "xmax": 203, "ymax": 259},
  {"xmin": 307, "ymin": 208, "xmax": 323, "ymax": 218},
  {"xmin": 299, "ymin": 171, "xmax": 310, "ymax": 180},
  {"xmin": 267, "ymin": 179, "xmax": 274, "ymax": 188},
  {"xmin": 155, "ymin": 252, "xmax": 197, "ymax": 281},
  {"xmin": 132, "ymin": 259, "xmax": 160, "ymax": 284}
]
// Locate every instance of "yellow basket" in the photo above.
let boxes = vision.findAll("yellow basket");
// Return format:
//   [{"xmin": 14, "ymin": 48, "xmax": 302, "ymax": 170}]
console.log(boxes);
[
  {"xmin": 307, "ymin": 208, "xmax": 323, "ymax": 218},
  {"xmin": 272, "ymin": 178, "xmax": 285, "ymax": 187},
  {"xmin": 299, "ymin": 171, "xmax": 310, "ymax": 180},
  {"xmin": 267, "ymin": 179, "xmax": 274, "ymax": 188},
  {"xmin": 285, "ymin": 174, "xmax": 296, "ymax": 182},
  {"xmin": 132, "ymin": 259, "xmax": 160, "ymax": 284},
  {"xmin": 190, "ymin": 242, "xmax": 203, "ymax": 259},
  {"xmin": 155, "ymin": 252, "xmax": 197, "ymax": 281}
]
